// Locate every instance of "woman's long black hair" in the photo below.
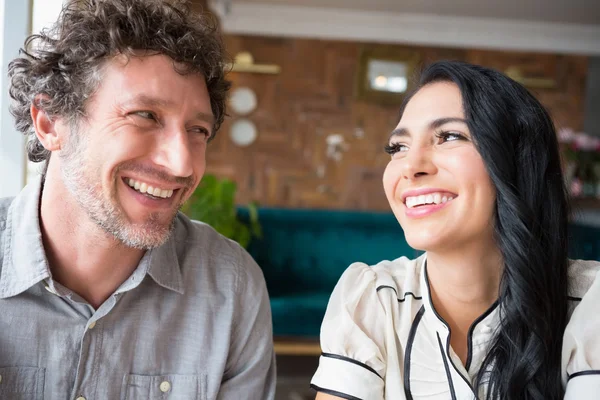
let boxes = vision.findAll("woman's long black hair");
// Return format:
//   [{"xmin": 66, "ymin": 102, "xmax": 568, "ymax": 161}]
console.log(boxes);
[{"xmin": 399, "ymin": 61, "xmax": 570, "ymax": 400}]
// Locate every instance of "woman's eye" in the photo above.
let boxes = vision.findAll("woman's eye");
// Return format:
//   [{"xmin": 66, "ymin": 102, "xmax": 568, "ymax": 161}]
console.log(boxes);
[
  {"xmin": 384, "ymin": 143, "xmax": 408, "ymax": 155},
  {"xmin": 436, "ymin": 131, "xmax": 464, "ymax": 143}
]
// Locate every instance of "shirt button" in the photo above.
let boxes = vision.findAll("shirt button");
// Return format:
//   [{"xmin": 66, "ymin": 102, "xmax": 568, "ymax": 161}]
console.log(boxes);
[
  {"xmin": 159, "ymin": 380, "xmax": 171, "ymax": 393},
  {"xmin": 76, "ymin": 396, "xmax": 86, "ymax": 400},
  {"xmin": 0, "ymin": 374, "xmax": 3, "ymax": 384},
  {"xmin": 88, "ymin": 321, "xmax": 96, "ymax": 329},
  {"xmin": 480, "ymin": 325, "xmax": 492, "ymax": 333}
]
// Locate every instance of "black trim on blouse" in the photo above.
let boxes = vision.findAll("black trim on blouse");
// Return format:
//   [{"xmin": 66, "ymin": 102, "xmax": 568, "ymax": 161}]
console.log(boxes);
[
  {"xmin": 320, "ymin": 352, "xmax": 383, "ymax": 380},
  {"xmin": 465, "ymin": 300, "xmax": 499, "ymax": 371},
  {"xmin": 310, "ymin": 384, "xmax": 363, "ymax": 400},
  {"xmin": 376, "ymin": 285, "xmax": 423, "ymax": 302},
  {"xmin": 568, "ymin": 370, "xmax": 600, "ymax": 381},
  {"xmin": 403, "ymin": 304, "xmax": 426, "ymax": 400},
  {"xmin": 437, "ymin": 332, "xmax": 458, "ymax": 400}
]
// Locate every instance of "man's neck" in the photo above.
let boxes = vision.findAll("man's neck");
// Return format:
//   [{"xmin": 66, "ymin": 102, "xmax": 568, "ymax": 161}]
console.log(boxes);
[{"xmin": 39, "ymin": 171, "xmax": 145, "ymax": 309}]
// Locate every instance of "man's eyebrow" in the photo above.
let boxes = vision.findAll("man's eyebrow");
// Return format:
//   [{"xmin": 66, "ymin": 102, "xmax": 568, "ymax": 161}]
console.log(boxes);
[
  {"xmin": 121, "ymin": 94, "xmax": 215, "ymax": 124},
  {"xmin": 195, "ymin": 112, "xmax": 215, "ymax": 125},
  {"xmin": 124, "ymin": 94, "xmax": 174, "ymax": 109},
  {"xmin": 389, "ymin": 117, "xmax": 468, "ymax": 139}
]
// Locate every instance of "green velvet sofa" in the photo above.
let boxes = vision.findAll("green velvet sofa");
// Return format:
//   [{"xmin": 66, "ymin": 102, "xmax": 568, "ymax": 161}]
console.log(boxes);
[
  {"xmin": 238, "ymin": 207, "xmax": 600, "ymax": 339},
  {"xmin": 238, "ymin": 207, "xmax": 420, "ymax": 338}
]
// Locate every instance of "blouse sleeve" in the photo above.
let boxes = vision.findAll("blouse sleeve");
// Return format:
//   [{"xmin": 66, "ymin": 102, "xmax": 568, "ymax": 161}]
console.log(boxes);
[
  {"xmin": 310, "ymin": 262, "xmax": 387, "ymax": 400},
  {"xmin": 563, "ymin": 266, "xmax": 600, "ymax": 399}
]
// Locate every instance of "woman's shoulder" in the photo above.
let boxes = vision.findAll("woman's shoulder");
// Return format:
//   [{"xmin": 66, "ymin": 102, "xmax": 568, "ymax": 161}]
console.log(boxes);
[
  {"xmin": 568, "ymin": 258, "xmax": 600, "ymax": 300},
  {"xmin": 314, "ymin": 253, "xmax": 427, "ymax": 392},
  {"xmin": 563, "ymin": 259, "xmax": 600, "ymax": 389},
  {"xmin": 338, "ymin": 253, "xmax": 426, "ymax": 298}
]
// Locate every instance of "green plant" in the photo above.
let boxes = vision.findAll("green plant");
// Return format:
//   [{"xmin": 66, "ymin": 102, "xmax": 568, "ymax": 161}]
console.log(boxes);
[{"xmin": 181, "ymin": 174, "xmax": 261, "ymax": 248}]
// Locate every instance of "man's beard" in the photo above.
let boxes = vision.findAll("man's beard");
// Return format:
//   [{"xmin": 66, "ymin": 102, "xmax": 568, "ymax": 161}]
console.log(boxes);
[{"xmin": 58, "ymin": 127, "xmax": 180, "ymax": 250}]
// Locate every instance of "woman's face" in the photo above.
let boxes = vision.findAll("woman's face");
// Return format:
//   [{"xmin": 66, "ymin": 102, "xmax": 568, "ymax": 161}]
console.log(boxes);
[{"xmin": 383, "ymin": 82, "xmax": 497, "ymax": 253}]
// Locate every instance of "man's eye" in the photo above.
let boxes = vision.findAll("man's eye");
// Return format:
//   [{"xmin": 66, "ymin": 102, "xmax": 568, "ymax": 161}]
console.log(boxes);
[
  {"xmin": 134, "ymin": 111, "xmax": 156, "ymax": 120},
  {"xmin": 190, "ymin": 127, "xmax": 212, "ymax": 139}
]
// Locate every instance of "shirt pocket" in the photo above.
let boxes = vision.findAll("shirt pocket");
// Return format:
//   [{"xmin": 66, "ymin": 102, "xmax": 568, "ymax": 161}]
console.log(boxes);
[
  {"xmin": 0, "ymin": 366, "xmax": 45, "ymax": 400},
  {"xmin": 122, "ymin": 373, "xmax": 205, "ymax": 400}
]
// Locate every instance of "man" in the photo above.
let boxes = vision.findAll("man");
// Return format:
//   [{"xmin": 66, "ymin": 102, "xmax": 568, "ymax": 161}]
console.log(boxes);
[{"xmin": 0, "ymin": 0, "xmax": 275, "ymax": 399}]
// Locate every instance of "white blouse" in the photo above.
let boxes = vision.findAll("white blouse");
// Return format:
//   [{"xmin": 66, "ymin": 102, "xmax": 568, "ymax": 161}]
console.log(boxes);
[{"xmin": 310, "ymin": 254, "xmax": 600, "ymax": 400}]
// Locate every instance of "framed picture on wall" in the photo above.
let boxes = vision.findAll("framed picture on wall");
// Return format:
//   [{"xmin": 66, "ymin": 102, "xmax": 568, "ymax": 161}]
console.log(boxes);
[{"xmin": 355, "ymin": 46, "xmax": 420, "ymax": 106}]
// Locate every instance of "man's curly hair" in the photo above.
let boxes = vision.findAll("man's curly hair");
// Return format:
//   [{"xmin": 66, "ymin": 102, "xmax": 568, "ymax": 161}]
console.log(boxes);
[{"xmin": 9, "ymin": 0, "xmax": 230, "ymax": 163}]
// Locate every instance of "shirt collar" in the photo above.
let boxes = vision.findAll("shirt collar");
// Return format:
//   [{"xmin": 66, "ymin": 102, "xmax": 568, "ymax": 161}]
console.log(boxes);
[
  {"xmin": 419, "ymin": 254, "xmax": 448, "ymax": 332},
  {"xmin": 0, "ymin": 176, "xmax": 50, "ymax": 298},
  {"xmin": 146, "ymin": 227, "xmax": 184, "ymax": 294},
  {"xmin": 0, "ymin": 175, "xmax": 184, "ymax": 299},
  {"xmin": 419, "ymin": 253, "xmax": 501, "ymax": 336}
]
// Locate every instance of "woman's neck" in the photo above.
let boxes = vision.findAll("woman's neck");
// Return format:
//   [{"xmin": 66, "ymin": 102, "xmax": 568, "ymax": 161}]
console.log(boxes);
[{"xmin": 426, "ymin": 244, "xmax": 503, "ymax": 366}]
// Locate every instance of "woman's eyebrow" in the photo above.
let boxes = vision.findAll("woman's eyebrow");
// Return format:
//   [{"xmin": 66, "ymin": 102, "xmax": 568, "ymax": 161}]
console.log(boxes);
[{"xmin": 390, "ymin": 117, "xmax": 468, "ymax": 140}]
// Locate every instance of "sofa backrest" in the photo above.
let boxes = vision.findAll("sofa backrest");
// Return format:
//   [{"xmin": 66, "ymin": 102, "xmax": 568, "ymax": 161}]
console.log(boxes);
[
  {"xmin": 238, "ymin": 207, "xmax": 421, "ymax": 297},
  {"xmin": 238, "ymin": 207, "xmax": 600, "ymax": 298},
  {"xmin": 569, "ymin": 223, "xmax": 600, "ymax": 261}
]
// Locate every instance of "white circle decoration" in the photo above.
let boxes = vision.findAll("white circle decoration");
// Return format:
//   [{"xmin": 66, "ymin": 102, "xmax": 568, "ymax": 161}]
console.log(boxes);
[
  {"xmin": 229, "ymin": 87, "xmax": 257, "ymax": 115},
  {"xmin": 230, "ymin": 119, "xmax": 258, "ymax": 147}
]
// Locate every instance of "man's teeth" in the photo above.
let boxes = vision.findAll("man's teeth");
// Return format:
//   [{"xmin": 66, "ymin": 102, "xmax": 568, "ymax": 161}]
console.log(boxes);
[
  {"xmin": 127, "ymin": 179, "xmax": 174, "ymax": 199},
  {"xmin": 405, "ymin": 193, "xmax": 454, "ymax": 208}
]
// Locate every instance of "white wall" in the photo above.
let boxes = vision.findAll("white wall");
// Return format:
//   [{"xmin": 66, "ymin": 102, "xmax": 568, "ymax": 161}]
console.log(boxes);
[
  {"xmin": 0, "ymin": 0, "xmax": 30, "ymax": 198},
  {"xmin": 31, "ymin": 0, "xmax": 65, "ymax": 36},
  {"xmin": 215, "ymin": 3, "xmax": 600, "ymax": 56},
  {"xmin": 0, "ymin": 0, "xmax": 4, "ymax": 59},
  {"xmin": 26, "ymin": 0, "xmax": 68, "ymax": 184},
  {"xmin": 0, "ymin": 0, "xmax": 66, "ymax": 197}
]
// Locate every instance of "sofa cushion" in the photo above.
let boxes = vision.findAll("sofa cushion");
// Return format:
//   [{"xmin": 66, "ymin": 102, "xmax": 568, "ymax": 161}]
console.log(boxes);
[
  {"xmin": 240, "ymin": 207, "xmax": 421, "ymax": 297},
  {"xmin": 270, "ymin": 292, "xmax": 332, "ymax": 337}
]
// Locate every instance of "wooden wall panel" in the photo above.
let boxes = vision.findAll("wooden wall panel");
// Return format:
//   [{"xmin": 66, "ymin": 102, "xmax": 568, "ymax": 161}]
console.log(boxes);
[{"xmin": 206, "ymin": 35, "xmax": 588, "ymax": 211}]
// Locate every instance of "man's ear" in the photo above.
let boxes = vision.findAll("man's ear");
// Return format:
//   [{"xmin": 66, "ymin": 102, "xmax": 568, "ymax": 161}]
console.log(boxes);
[{"xmin": 30, "ymin": 95, "xmax": 65, "ymax": 152}]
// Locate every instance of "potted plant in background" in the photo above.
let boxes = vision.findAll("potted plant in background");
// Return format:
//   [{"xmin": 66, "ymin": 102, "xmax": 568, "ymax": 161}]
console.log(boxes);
[
  {"xmin": 181, "ymin": 174, "xmax": 261, "ymax": 249},
  {"xmin": 558, "ymin": 128, "xmax": 600, "ymax": 199}
]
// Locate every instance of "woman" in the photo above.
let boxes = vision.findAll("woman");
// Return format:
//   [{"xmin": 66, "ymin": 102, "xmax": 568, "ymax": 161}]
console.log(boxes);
[{"xmin": 310, "ymin": 60, "xmax": 600, "ymax": 400}]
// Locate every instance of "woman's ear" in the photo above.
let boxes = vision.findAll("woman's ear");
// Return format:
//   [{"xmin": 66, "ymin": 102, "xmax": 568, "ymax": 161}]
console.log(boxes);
[{"xmin": 30, "ymin": 95, "xmax": 65, "ymax": 152}]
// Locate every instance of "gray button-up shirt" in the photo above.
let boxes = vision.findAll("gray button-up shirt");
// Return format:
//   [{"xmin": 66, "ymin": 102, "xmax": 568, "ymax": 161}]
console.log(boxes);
[{"xmin": 0, "ymin": 177, "xmax": 276, "ymax": 400}]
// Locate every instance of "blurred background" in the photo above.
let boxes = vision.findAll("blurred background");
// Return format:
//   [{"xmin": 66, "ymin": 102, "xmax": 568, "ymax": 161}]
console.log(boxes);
[{"xmin": 1, "ymin": 1, "xmax": 599, "ymax": 399}]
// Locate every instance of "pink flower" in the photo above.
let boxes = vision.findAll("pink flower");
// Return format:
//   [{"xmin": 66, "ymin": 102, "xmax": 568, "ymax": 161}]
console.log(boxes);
[
  {"xmin": 558, "ymin": 128, "xmax": 576, "ymax": 144},
  {"xmin": 573, "ymin": 132, "xmax": 600, "ymax": 152}
]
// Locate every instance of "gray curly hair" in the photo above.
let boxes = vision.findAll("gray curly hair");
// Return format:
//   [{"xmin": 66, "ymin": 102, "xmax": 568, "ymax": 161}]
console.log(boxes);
[{"xmin": 8, "ymin": 0, "xmax": 230, "ymax": 163}]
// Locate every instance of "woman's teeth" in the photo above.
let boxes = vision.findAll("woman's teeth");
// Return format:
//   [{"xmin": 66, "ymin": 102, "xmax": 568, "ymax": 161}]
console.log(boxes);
[
  {"xmin": 405, "ymin": 193, "xmax": 455, "ymax": 208},
  {"xmin": 127, "ymin": 178, "xmax": 174, "ymax": 199}
]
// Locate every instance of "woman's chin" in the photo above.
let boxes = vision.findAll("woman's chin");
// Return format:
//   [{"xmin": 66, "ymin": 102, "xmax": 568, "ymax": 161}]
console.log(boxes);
[{"xmin": 404, "ymin": 232, "xmax": 448, "ymax": 253}]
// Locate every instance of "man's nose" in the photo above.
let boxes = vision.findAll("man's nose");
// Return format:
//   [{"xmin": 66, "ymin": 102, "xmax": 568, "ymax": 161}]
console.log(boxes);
[{"xmin": 153, "ymin": 126, "xmax": 194, "ymax": 179}]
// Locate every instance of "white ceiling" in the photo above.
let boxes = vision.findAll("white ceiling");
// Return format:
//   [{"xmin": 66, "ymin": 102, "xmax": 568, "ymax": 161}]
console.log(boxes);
[{"xmin": 235, "ymin": 0, "xmax": 600, "ymax": 25}]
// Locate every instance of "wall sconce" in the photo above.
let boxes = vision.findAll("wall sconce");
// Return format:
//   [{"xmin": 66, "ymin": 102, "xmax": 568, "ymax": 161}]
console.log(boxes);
[
  {"xmin": 355, "ymin": 47, "xmax": 419, "ymax": 105},
  {"xmin": 227, "ymin": 52, "xmax": 281, "ymax": 74},
  {"xmin": 505, "ymin": 66, "xmax": 557, "ymax": 89}
]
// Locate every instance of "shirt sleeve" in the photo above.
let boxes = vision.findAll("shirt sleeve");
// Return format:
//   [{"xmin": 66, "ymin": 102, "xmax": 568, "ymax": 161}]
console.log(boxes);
[
  {"xmin": 563, "ymin": 266, "xmax": 600, "ymax": 399},
  {"xmin": 217, "ymin": 246, "xmax": 276, "ymax": 400},
  {"xmin": 311, "ymin": 262, "xmax": 387, "ymax": 400}
]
